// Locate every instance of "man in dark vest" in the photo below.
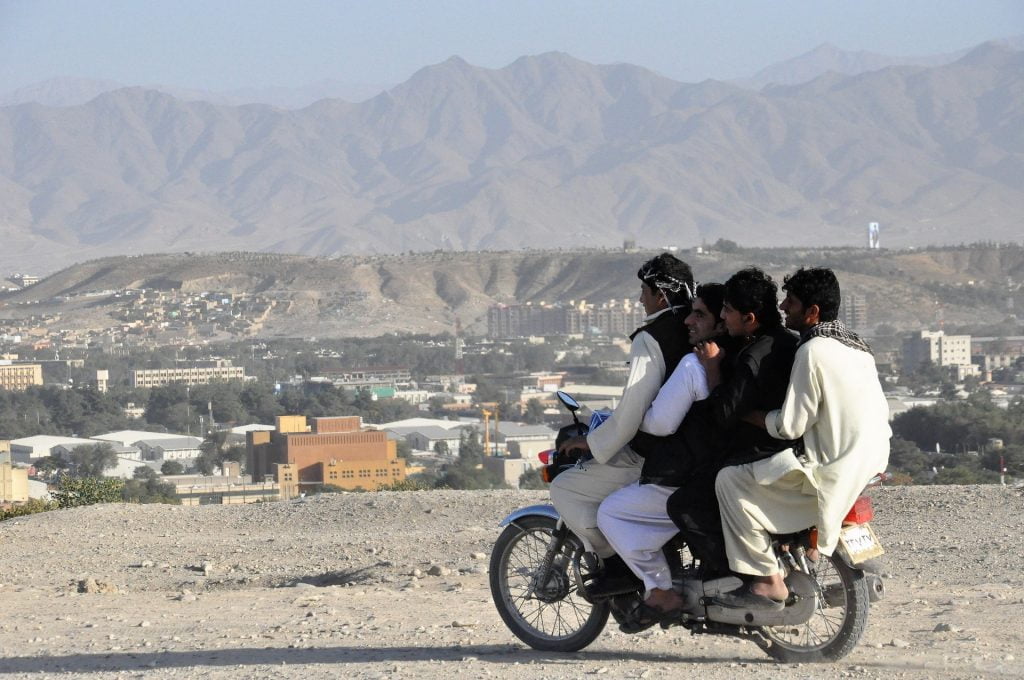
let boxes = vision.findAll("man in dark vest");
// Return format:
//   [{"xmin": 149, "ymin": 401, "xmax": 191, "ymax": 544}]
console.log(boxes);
[{"xmin": 552, "ymin": 253, "xmax": 693, "ymax": 594}]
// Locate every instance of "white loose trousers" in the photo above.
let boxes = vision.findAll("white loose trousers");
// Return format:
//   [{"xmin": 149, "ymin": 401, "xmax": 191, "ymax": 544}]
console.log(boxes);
[
  {"xmin": 715, "ymin": 461, "xmax": 818, "ymax": 576},
  {"xmin": 597, "ymin": 481, "xmax": 679, "ymax": 593},
  {"xmin": 549, "ymin": 449, "xmax": 643, "ymax": 556},
  {"xmin": 551, "ymin": 306, "xmax": 683, "ymax": 557}
]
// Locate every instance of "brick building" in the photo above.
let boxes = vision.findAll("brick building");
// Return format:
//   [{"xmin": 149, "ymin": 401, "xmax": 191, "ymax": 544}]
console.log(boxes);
[{"xmin": 248, "ymin": 415, "xmax": 406, "ymax": 497}]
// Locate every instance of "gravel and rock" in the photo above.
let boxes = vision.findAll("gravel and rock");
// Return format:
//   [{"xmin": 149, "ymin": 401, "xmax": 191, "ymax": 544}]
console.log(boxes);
[{"xmin": 1, "ymin": 485, "xmax": 1022, "ymax": 678}]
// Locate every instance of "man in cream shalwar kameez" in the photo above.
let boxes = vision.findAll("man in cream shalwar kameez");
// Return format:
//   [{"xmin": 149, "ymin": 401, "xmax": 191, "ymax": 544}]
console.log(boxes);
[
  {"xmin": 551, "ymin": 254, "xmax": 693, "ymax": 564},
  {"xmin": 713, "ymin": 267, "xmax": 890, "ymax": 609}
]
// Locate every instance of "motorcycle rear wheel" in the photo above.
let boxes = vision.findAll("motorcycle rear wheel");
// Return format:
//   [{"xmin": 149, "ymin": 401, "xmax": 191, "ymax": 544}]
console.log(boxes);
[
  {"xmin": 489, "ymin": 515, "xmax": 609, "ymax": 652},
  {"xmin": 760, "ymin": 553, "xmax": 870, "ymax": 662}
]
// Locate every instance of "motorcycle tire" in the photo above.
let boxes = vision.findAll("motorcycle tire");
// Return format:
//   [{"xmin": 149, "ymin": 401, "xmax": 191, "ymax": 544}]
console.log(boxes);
[
  {"xmin": 759, "ymin": 552, "xmax": 871, "ymax": 662},
  {"xmin": 489, "ymin": 515, "xmax": 609, "ymax": 652}
]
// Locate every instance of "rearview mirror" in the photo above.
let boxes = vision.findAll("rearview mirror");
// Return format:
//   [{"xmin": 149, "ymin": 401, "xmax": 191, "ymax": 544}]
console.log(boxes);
[{"xmin": 555, "ymin": 391, "xmax": 580, "ymax": 412}]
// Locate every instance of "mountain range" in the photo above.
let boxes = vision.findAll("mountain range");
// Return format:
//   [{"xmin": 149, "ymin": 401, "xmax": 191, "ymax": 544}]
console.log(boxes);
[
  {"xmin": 733, "ymin": 35, "xmax": 1024, "ymax": 89},
  {"xmin": 6, "ymin": 37, "xmax": 1022, "ymax": 108},
  {"xmin": 1, "ymin": 42, "xmax": 1022, "ymax": 274}
]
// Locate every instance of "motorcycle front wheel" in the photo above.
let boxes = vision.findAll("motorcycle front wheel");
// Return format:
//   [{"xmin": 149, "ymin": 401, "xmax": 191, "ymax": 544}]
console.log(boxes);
[
  {"xmin": 489, "ymin": 515, "xmax": 609, "ymax": 651},
  {"xmin": 760, "ymin": 552, "xmax": 871, "ymax": 662}
]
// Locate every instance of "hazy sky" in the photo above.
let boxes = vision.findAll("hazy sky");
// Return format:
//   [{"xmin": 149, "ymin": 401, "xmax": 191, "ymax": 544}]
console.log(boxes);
[{"xmin": 1, "ymin": 0, "xmax": 1021, "ymax": 92}]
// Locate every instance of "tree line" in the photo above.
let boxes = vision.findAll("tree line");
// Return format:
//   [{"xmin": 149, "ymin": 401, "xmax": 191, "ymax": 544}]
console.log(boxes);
[{"xmin": 888, "ymin": 393, "xmax": 1024, "ymax": 484}]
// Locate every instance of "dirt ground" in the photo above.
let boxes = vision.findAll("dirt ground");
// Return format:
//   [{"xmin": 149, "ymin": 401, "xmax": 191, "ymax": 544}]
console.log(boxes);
[{"xmin": 1, "ymin": 485, "xmax": 1022, "ymax": 679}]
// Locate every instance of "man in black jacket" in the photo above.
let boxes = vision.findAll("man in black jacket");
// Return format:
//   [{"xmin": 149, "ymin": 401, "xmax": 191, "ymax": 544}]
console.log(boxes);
[{"xmin": 667, "ymin": 268, "xmax": 798, "ymax": 590}]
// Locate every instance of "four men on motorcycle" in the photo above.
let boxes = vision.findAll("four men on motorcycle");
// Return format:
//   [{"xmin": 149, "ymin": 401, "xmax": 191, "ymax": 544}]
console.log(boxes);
[{"xmin": 556, "ymin": 256, "xmax": 891, "ymax": 622}]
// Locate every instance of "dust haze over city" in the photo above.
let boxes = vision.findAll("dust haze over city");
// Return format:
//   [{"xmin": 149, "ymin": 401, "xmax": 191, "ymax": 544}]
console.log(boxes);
[{"xmin": 1, "ymin": 2, "xmax": 1024, "ymax": 679}]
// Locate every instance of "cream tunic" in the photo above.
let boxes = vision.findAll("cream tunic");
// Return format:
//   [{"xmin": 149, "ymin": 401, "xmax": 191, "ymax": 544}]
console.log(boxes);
[
  {"xmin": 550, "ymin": 306, "xmax": 683, "ymax": 556},
  {"xmin": 763, "ymin": 335, "xmax": 892, "ymax": 555}
]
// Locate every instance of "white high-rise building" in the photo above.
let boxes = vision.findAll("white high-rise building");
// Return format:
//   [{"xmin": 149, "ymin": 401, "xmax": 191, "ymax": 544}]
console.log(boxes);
[{"xmin": 901, "ymin": 330, "xmax": 977, "ymax": 379}]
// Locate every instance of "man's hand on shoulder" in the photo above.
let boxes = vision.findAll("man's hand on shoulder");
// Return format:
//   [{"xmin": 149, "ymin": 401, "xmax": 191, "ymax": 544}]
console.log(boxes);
[{"xmin": 695, "ymin": 340, "xmax": 725, "ymax": 389}]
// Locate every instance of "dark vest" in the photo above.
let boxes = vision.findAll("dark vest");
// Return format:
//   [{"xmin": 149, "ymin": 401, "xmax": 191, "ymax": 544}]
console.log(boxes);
[
  {"xmin": 629, "ymin": 305, "xmax": 691, "ymax": 384},
  {"xmin": 626, "ymin": 306, "xmax": 693, "ymax": 484},
  {"xmin": 629, "ymin": 333, "xmax": 738, "ymax": 486}
]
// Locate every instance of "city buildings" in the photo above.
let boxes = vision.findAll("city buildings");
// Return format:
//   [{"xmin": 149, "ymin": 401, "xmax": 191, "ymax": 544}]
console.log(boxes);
[
  {"xmin": 0, "ymin": 362, "xmax": 42, "ymax": 391},
  {"xmin": 170, "ymin": 475, "xmax": 280, "ymax": 505},
  {"xmin": 487, "ymin": 299, "xmax": 646, "ymax": 338},
  {"xmin": 839, "ymin": 293, "xmax": 868, "ymax": 330},
  {"xmin": 135, "ymin": 437, "xmax": 204, "ymax": 462},
  {"xmin": 902, "ymin": 330, "xmax": 979, "ymax": 380},
  {"xmin": 0, "ymin": 462, "xmax": 28, "ymax": 503},
  {"xmin": 9, "ymin": 435, "xmax": 97, "ymax": 463},
  {"xmin": 248, "ymin": 414, "xmax": 407, "ymax": 496},
  {"xmin": 7, "ymin": 273, "xmax": 39, "ymax": 289},
  {"xmin": 129, "ymin": 360, "xmax": 248, "ymax": 388}
]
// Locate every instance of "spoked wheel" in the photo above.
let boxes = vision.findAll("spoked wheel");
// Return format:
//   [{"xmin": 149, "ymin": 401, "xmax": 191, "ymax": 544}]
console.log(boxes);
[
  {"xmin": 489, "ymin": 515, "xmax": 609, "ymax": 651},
  {"xmin": 761, "ymin": 553, "xmax": 871, "ymax": 662}
]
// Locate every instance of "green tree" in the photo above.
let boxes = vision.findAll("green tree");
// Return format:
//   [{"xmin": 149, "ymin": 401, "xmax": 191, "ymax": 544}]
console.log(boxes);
[
  {"xmin": 144, "ymin": 384, "xmax": 191, "ymax": 432},
  {"xmin": 523, "ymin": 398, "xmax": 546, "ymax": 424},
  {"xmin": 52, "ymin": 476, "xmax": 124, "ymax": 508},
  {"xmin": 239, "ymin": 382, "xmax": 284, "ymax": 423},
  {"xmin": 713, "ymin": 238, "xmax": 740, "ymax": 253},
  {"xmin": 69, "ymin": 443, "xmax": 118, "ymax": 478},
  {"xmin": 122, "ymin": 476, "xmax": 180, "ymax": 504},
  {"xmin": 518, "ymin": 468, "xmax": 547, "ymax": 489},
  {"xmin": 888, "ymin": 437, "xmax": 930, "ymax": 478},
  {"xmin": 982, "ymin": 444, "xmax": 1024, "ymax": 477},
  {"xmin": 161, "ymin": 460, "xmax": 185, "ymax": 475},
  {"xmin": 1, "ymin": 498, "xmax": 58, "ymax": 522},
  {"xmin": 195, "ymin": 431, "xmax": 247, "ymax": 474},
  {"xmin": 33, "ymin": 455, "xmax": 70, "ymax": 478},
  {"xmin": 133, "ymin": 465, "xmax": 158, "ymax": 481},
  {"xmin": 435, "ymin": 429, "xmax": 507, "ymax": 490}
]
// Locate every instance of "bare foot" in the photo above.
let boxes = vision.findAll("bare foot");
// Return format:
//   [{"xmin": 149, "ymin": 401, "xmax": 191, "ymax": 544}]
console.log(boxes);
[
  {"xmin": 749, "ymin": 575, "xmax": 789, "ymax": 602},
  {"xmin": 645, "ymin": 588, "xmax": 684, "ymax": 613}
]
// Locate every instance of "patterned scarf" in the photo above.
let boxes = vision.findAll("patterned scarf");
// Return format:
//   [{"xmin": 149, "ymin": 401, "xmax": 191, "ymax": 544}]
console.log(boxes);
[
  {"xmin": 637, "ymin": 261, "xmax": 695, "ymax": 302},
  {"xmin": 801, "ymin": 320, "xmax": 873, "ymax": 355}
]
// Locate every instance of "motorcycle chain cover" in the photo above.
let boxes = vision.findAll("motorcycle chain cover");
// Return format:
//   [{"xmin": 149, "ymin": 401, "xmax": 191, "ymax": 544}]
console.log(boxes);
[{"xmin": 702, "ymin": 571, "xmax": 817, "ymax": 627}]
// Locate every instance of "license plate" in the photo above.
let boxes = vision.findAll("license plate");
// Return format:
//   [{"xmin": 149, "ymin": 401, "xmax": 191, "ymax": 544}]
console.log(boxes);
[{"xmin": 838, "ymin": 523, "xmax": 884, "ymax": 563}]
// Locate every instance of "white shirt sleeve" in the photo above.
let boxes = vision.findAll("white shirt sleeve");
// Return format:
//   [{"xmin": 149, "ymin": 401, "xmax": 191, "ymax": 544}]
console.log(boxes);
[
  {"xmin": 639, "ymin": 353, "xmax": 709, "ymax": 436},
  {"xmin": 586, "ymin": 329, "xmax": 667, "ymax": 463}
]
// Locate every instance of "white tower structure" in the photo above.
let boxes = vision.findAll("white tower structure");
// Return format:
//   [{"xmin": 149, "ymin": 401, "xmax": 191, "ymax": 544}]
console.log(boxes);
[{"xmin": 868, "ymin": 222, "xmax": 880, "ymax": 249}]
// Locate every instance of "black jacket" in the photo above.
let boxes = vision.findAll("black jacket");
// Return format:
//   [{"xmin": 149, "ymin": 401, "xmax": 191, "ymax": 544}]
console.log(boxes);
[
  {"xmin": 707, "ymin": 325, "xmax": 799, "ymax": 467},
  {"xmin": 663, "ymin": 326, "xmax": 798, "ymax": 567},
  {"xmin": 629, "ymin": 334, "xmax": 737, "ymax": 486}
]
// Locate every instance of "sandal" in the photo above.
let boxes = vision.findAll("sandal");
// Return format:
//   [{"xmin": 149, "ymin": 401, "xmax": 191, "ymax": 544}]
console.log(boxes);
[
  {"xmin": 711, "ymin": 583, "xmax": 785, "ymax": 611},
  {"xmin": 619, "ymin": 600, "xmax": 683, "ymax": 634}
]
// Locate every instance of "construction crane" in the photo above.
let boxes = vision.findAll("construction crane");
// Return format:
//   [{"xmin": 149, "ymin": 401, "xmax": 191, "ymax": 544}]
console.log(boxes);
[{"xmin": 480, "ymin": 404, "xmax": 499, "ymax": 456}]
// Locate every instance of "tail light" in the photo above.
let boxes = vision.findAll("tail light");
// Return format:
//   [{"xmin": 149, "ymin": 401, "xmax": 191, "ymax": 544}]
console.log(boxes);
[
  {"xmin": 538, "ymin": 450, "xmax": 554, "ymax": 465},
  {"xmin": 843, "ymin": 496, "xmax": 874, "ymax": 524}
]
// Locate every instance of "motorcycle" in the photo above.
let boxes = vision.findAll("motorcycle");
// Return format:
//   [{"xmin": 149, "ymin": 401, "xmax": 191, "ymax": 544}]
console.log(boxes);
[{"xmin": 489, "ymin": 391, "xmax": 886, "ymax": 662}]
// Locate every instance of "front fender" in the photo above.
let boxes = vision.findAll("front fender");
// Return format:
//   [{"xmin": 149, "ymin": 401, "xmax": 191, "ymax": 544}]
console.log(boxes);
[{"xmin": 498, "ymin": 504, "xmax": 560, "ymax": 527}]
